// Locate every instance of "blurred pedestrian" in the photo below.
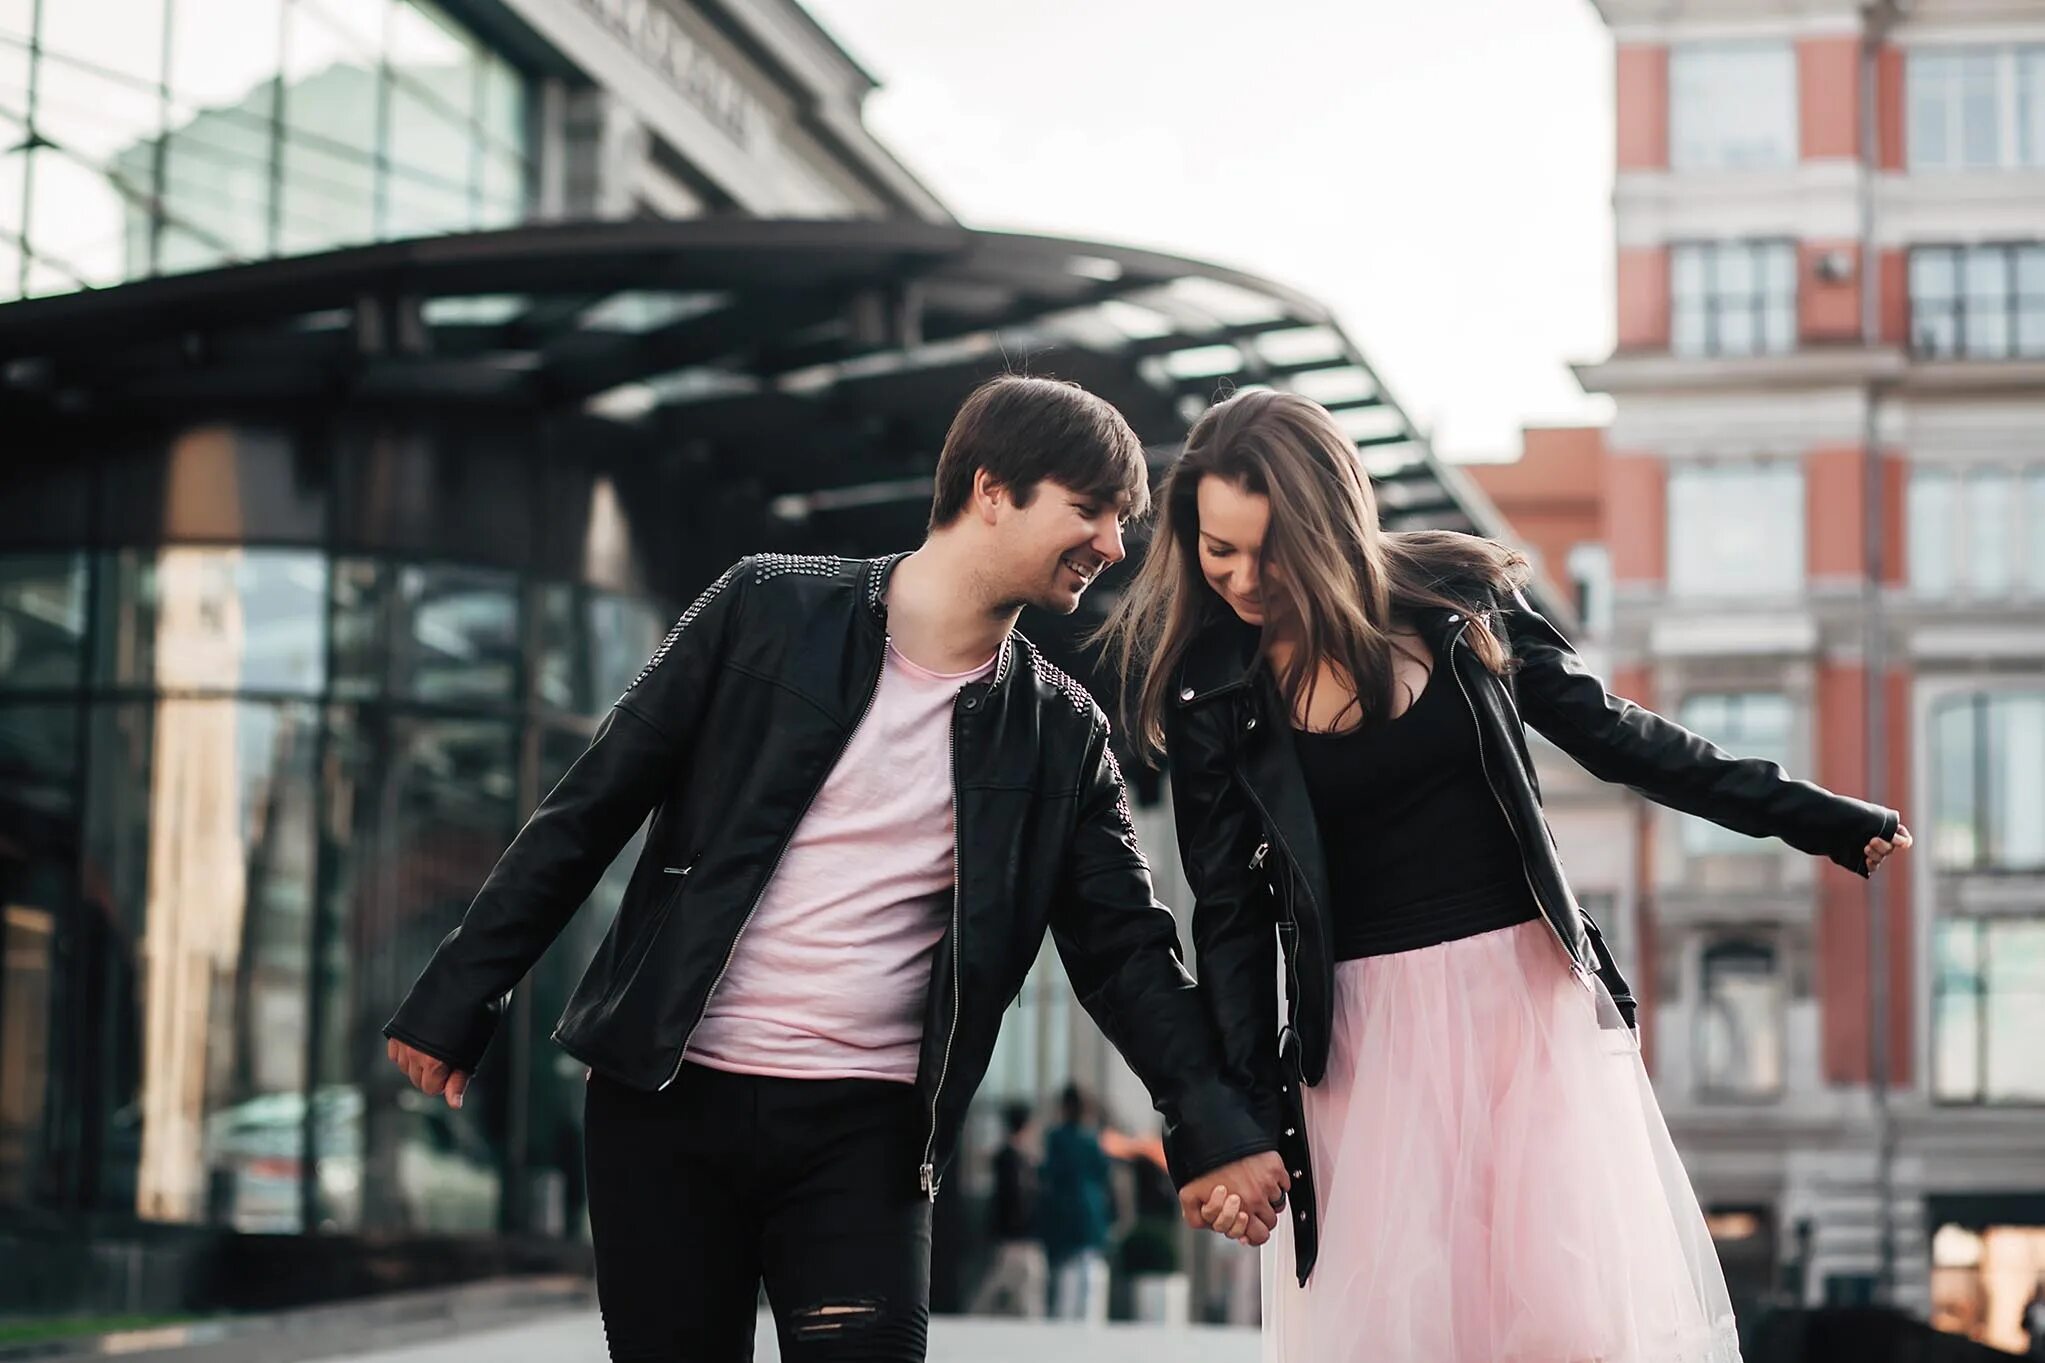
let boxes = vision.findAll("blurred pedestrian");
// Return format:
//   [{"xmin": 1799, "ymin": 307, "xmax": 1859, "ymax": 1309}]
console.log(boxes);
[
  {"xmin": 969, "ymin": 1101, "xmax": 1046, "ymax": 1317},
  {"xmin": 1101, "ymin": 390, "xmax": 1913, "ymax": 1362},
  {"xmin": 1040, "ymin": 1083, "xmax": 1113, "ymax": 1321}
]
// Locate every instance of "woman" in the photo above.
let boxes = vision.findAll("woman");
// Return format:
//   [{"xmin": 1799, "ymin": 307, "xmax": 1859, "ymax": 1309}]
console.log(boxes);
[{"xmin": 1098, "ymin": 391, "xmax": 1909, "ymax": 1363}]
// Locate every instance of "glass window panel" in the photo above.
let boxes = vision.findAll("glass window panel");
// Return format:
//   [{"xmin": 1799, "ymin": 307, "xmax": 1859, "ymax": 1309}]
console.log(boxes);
[
  {"xmin": 1762, "ymin": 301, "xmax": 1796, "ymax": 354},
  {"xmin": 1717, "ymin": 247, "xmax": 1757, "ymax": 296},
  {"xmin": 95, "ymin": 548, "xmax": 327, "ymax": 695},
  {"xmin": 1986, "ymin": 695, "xmax": 2045, "ymax": 870},
  {"xmin": 1913, "ymin": 249, "xmax": 1958, "ymax": 301},
  {"xmin": 588, "ymin": 593, "xmax": 669, "ymax": 713},
  {"xmin": 1933, "ymin": 919, "xmax": 1982, "ymax": 1102},
  {"xmin": 1964, "ymin": 470, "xmax": 2014, "ymax": 596},
  {"xmin": 1910, "ymin": 469, "xmax": 1957, "ymax": 598},
  {"xmin": 1699, "ymin": 941, "xmax": 1784, "ymax": 1098},
  {"xmin": 0, "ymin": 148, "xmax": 20, "ymax": 304},
  {"xmin": 0, "ymin": 697, "xmax": 76, "ymax": 1203},
  {"xmin": 0, "ymin": 553, "xmax": 88, "ymax": 691},
  {"xmin": 385, "ymin": 8, "xmax": 478, "ymax": 221},
  {"xmin": 1672, "ymin": 303, "xmax": 1708, "ymax": 358},
  {"xmin": 1984, "ymin": 921, "xmax": 2045, "ymax": 1102},
  {"xmin": 0, "ymin": 0, "xmax": 30, "ymax": 37},
  {"xmin": 1671, "ymin": 43, "xmax": 1797, "ymax": 170},
  {"xmin": 1680, "ymin": 694, "xmax": 1794, "ymax": 854},
  {"xmin": 1671, "ymin": 246, "xmax": 1707, "ymax": 303},
  {"xmin": 279, "ymin": 0, "xmax": 382, "ymax": 255},
  {"xmin": 314, "ymin": 707, "xmax": 512, "ymax": 1232},
  {"xmin": 162, "ymin": 0, "xmax": 284, "ymax": 273},
  {"xmin": 477, "ymin": 55, "xmax": 523, "ymax": 160},
  {"xmin": 1931, "ymin": 699, "xmax": 1980, "ymax": 869},
  {"xmin": 1958, "ymin": 51, "xmax": 2002, "ymax": 167},
  {"xmin": 476, "ymin": 150, "xmax": 524, "ymax": 228},
  {"xmin": 2018, "ymin": 306, "xmax": 2045, "ymax": 358},
  {"xmin": 1910, "ymin": 52, "xmax": 1955, "ymax": 170},
  {"xmin": 1964, "ymin": 304, "xmax": 2011, "ymax": 359},
  {"xmin": 1761, "ymin": 243, "xmax": 1798, "ymax": 293},
  {"xmin": 82, "ymin": 699, "xmax": 318, "ymax": 1225},
  {"xmin": 1717, "ymin": 303, "xmax": 1759, "ymax": 356},
  {"xmin": 382, "ymin": 163, "xmax": 471, "ymax": 238},
  {"xmin": 23, "ymin": 135, "xmax": 153, "ymax": 294},
  {"xmin": 1668, "ymin": 464, "xmax": 1803, "ymax": 598},
  {"xmin": 2026, "ymin": 473, "xmax": 2045, "ymax": 593},
  {"xmin": 331, "ymin": 561, "xmax": 518, "ymax": 704},
  {"xmin": 1964, "ymin": 246, "xmax": 2010, "ymax": 300},
  {"xmin": 2021, "ymin": 47, "xmax": 2045, "ymax": 166}
]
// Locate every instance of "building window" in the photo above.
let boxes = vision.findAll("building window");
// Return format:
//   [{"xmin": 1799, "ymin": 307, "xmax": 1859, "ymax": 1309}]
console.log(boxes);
[
  {"xmin": 1930, "ymin": 693, "xmax": 2045, "ymax": 873},
  {"xmin": 1677, "ymin": 695, "xmax": 1796, "ymax": 854},
  {"xmin": 1667, "ymin": 463, "xmax": 1804, "ymax": 598},
  {"xmin": 1566, "ymin": 542, "xmax": 1613, "ymax": 639},
  {"xmin": 1909, "ymin": 46, "xmax": 2045, "ymax": 171},
  {"xmin": 1934, "ymin": 917, "xmax": 2045, "ymax": 1105},
  {"xmin": 1698, "ymin": 939, "xmax": 1786, "ymax": 1100},
  {"xmin": 1672, "ymin": 241, "xmax": 1797, "ymax": 358},
  {"xmin": 1670, "ymin": 43, "xmax": 1798, "ymax": 170},
  {"xmin": 1909, "ymin": 245, "xmax": 2045, "ymax": 359},
  {"xmin": 0, "ymin": 0, "xmax": 533, "ymax": 300},
  {"xmin": 1909, "ymin": 467, "xmax": 2045, "ymax": 600}
]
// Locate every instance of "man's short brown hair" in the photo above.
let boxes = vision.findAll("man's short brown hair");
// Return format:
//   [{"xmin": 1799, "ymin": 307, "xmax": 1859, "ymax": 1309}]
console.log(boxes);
[{"xmin": 928, "ymin": 375, "xmax": 1152, "ymax": 530}]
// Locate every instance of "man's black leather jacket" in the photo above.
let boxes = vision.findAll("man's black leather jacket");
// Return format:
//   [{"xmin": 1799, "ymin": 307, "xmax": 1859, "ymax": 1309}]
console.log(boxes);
[
  {"xmin": 384, "ymin": 553, "xmax": 1274, "ymax": 1195},
  {"xmin": 1167, "ymin": 584, "xmax": 1901, "ymax": 1282}
]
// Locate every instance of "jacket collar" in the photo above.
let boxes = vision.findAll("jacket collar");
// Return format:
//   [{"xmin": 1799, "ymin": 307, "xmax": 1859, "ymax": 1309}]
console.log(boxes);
[
  {"xmin": 1175, "ymin": 600, "xmax": 1479, "ymax": 706},
  {"xmin": 865, "ymin": 552, "xmax": 1016, "ymax": 691}
]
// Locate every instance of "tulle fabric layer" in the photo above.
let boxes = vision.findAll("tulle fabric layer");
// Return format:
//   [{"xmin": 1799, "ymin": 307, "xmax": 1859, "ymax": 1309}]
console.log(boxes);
[{"xmin": 1262, "ymin": 917, "xmax": 1743, "ymax": 1363}]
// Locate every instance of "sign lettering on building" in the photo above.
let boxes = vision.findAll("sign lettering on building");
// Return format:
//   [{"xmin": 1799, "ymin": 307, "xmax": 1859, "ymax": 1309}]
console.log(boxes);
[{"xmin": 575, "ymin": 0, "xmax": 755, "ymax": 148}]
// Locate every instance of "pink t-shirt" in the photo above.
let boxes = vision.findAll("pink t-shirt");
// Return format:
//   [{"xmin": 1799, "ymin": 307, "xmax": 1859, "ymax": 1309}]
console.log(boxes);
[{"xmin": 684, "ymin": 640, "xmax": 998, "ymax": 1083}]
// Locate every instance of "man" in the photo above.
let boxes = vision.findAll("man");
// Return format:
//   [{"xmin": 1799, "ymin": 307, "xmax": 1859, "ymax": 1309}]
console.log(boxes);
[
  {"xmin": 967, "ymin": 1101, "xmax": 1045, "ymax": 1319},
  {"xmin": 383, "ymin": 375, "xmax": 1288, "ymax": 1361}
]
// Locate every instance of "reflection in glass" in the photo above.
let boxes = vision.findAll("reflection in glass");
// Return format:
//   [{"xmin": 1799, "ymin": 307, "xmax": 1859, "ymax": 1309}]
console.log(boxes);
[
  {"xmin": 0, "ymin": 695, "xmax": 75, "ymax": 1202},
  {"xmin": 0, "ymin": 554, "xmax": 88, "ymax": 691},
  {"xmin": 332, "ymin": 560, "xmax": 519, "ymax": 705},
  {"xmin": 82, "ymin": 700, "xmax": 317, "ymax": 1225},
  {"xmin": 1698, "ymin": 940, "xmax": 1784, "ymax": 1099},
  {"xmin": 95, "ymin": 549, "xmax": 327, "ymax": 695},
  {"xmin": 316, "ymin": 707, "xmax": 512, "ymax": 1232}
]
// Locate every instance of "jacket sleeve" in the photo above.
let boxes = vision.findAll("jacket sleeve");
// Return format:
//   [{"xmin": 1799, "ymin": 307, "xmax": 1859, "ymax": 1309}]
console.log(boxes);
[
  {"xmin": 1497, "ymin": 586, "xmax": 1900, "ymax": 876},
  {"xmin": 1162, "ymin": 696, "xmax": 1286, "ymax": 1143},
  {"xmin": 1050, "ymin": 718, "xmax": 1277, "ymax": 1188},
  {"xmin": 382, "ymin": 558, "xmax": 751, "ymax": 1070}
]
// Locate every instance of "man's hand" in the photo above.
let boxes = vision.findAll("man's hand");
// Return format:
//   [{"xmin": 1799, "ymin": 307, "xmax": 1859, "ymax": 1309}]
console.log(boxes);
[
  {"xmin": 386, "ymin": 1037, "xmax": 468, "ymax": 1109},
  {"xmin": 1179, "ymin": 1151, "xmax": 1289, "ymax": 1246}
]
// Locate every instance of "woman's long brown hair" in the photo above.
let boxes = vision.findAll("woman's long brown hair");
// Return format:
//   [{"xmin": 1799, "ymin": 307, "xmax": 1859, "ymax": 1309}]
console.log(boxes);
[{"xmin": 1096, "ymin": 390, "xmax": 1530, "ymax": 758}]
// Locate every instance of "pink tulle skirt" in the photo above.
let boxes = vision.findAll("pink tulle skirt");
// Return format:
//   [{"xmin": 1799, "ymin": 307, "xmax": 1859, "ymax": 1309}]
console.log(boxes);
[{"xmin": 1262, "ymin": 917, "xmax": 1743, "ymax": 1363}]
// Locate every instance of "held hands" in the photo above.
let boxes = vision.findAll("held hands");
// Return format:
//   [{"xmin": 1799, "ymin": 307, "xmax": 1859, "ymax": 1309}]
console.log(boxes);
[
  {"xmin": 1866, "ymin": 823, "xmax": 1912, "ymax": 875},
  {"xmin": 386, "ymin": 1037, "xmax": 469, "ymax": 1110},
  {"xmin": 1178, "ymin": 1151, "xmax": 1290, "ymax": 1247}
]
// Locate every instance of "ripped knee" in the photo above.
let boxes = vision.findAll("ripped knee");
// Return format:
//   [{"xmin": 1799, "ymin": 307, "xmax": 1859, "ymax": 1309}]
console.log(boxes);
[{"xmin": 786, "ymin": 1296, "xmax": 927, "ymax": 1357}]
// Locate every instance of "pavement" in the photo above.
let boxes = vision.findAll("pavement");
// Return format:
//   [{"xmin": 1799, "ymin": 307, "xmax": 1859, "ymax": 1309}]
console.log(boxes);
[
  {"xmin": 0, "ymin": 1282, "xmax": 1259, "ymax": 1363},
  {"xmin": 345, "ymin": 1311, "xmax": 1260, "ymax": 1363}
]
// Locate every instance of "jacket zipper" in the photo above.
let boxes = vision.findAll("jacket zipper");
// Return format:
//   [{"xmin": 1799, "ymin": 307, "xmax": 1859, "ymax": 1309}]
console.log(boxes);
[
  {"xmin": 1446, "ymin": 619, "xmax": 1586, "ymax": 975},
  {"xmin": 659, "ymin": 655, "xmax": 889, "ymax": 1091},
  {"xmin": 1247, "ymin": 837, "xmax": 1305, "ymax": 1031},
  {"xmin": 919, "ymin": 703, "xmax": 967, "ymax": 1200}
]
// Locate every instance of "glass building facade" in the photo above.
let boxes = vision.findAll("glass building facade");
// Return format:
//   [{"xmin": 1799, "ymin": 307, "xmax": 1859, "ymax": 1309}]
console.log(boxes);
[
  {"xmin": 0, "ymin": 421, "xmax": 684, "ymax": 1237},
  {"xmin": 0, "ymin": 0, "xmax": 531, "ymax": 300}
]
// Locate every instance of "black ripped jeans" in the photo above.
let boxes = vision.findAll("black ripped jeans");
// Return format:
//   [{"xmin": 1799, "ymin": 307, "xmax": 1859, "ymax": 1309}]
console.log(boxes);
[{"xmin": 584, "ymin": 1063, "xmax": 933, "ymax": 1362}]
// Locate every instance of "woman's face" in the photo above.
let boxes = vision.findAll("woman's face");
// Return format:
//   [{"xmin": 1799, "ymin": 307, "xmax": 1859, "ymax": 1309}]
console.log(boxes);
[{"xmin": 1195, "ymin": 474, "xmax": 1273, "ymax": 627}]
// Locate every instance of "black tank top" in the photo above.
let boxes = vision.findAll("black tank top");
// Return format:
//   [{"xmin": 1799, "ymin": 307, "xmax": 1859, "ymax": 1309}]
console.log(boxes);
[{"xmin": 1289, "ymin": 656, "xmax": 1537, "ymax": 960}]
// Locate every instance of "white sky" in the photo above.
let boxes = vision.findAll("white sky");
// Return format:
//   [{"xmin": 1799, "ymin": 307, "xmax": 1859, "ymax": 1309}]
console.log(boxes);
[{"xmin": 802, "ymin": 0, "xmax": 1617, "ymax": 460}]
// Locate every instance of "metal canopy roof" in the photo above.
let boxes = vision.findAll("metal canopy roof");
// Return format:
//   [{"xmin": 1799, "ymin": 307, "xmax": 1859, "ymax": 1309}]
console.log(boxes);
[{"xmin": 0, "ymin": 219, "xmax": 1517, "ymax": 548}]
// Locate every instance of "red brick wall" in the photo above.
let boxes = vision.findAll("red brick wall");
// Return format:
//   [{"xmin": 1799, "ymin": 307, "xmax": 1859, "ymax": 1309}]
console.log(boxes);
[
  {"xmin": 1799, "ymin": 36, "xmax": 1862, "ymax": 160},
  {"xmin": 1617, "ymin": 247, "xmax": 1671, "ymax": 351},
  {"xmin": 1605, "ymin": 455, "xmax": 1667, "ymax": 586},
  {"xmin": 1617, "ymin": 45, "xmax": 1670, "ymax": 171}
]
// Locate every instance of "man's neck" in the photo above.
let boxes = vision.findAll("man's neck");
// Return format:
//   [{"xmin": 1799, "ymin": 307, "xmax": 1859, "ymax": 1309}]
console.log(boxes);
[{"xmin": 883, "ymin": 539, "xmax": 1016, "ymax": 674}]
